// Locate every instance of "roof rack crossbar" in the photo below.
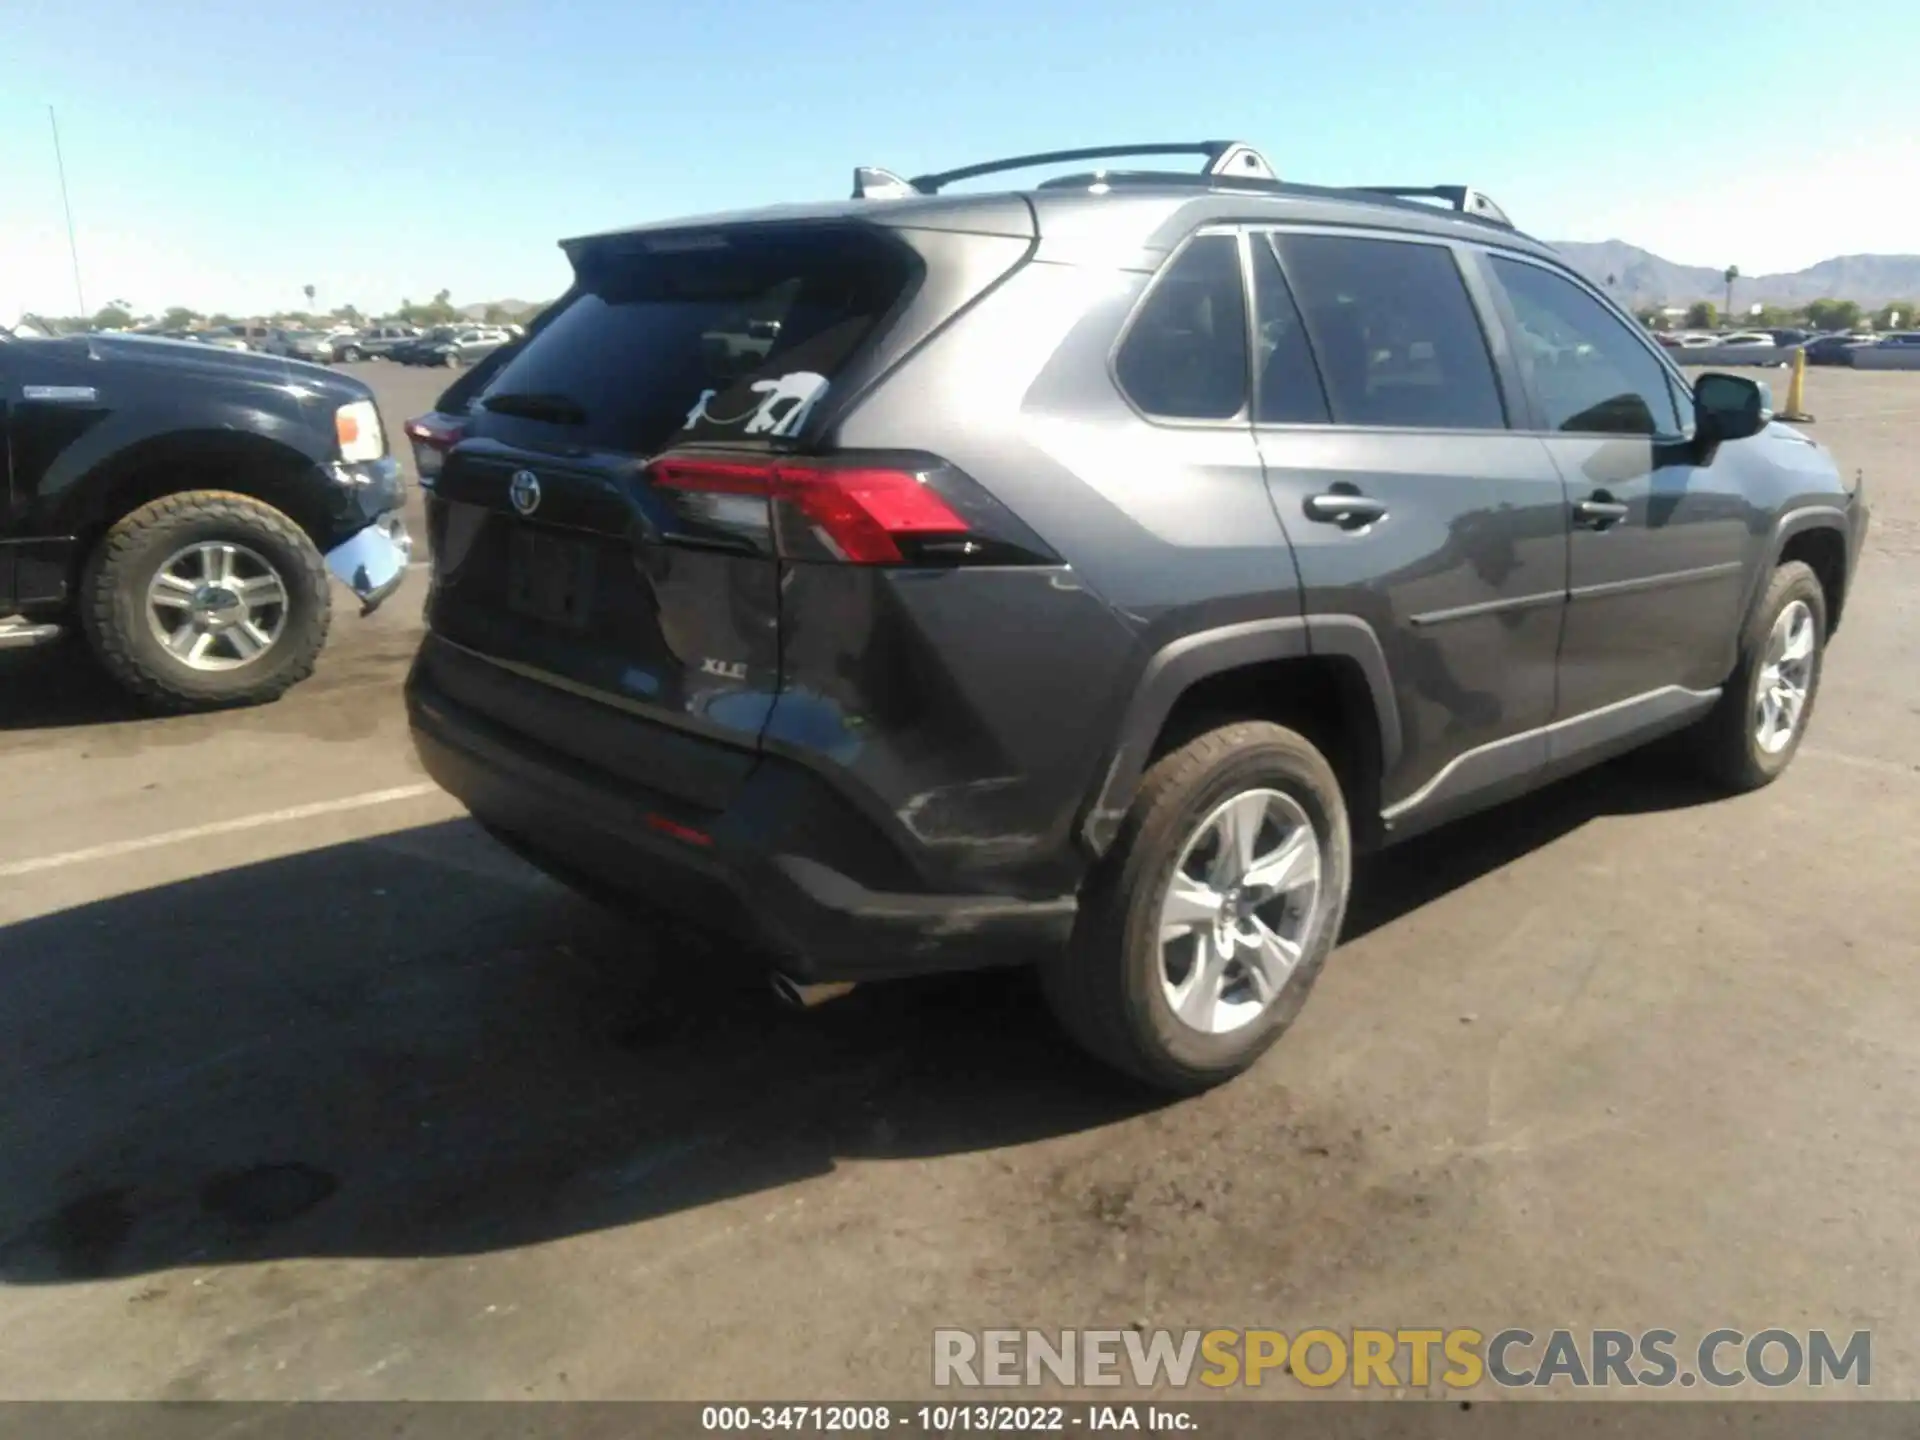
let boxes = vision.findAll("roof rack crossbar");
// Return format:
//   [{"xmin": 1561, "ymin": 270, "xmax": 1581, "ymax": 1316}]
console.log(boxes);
[
  {"xmin": 1354, "ymin": 185, "xmax": 1513, "ymax": 228},
  {"xmin": 848, "ymin": 141, "xmax": 1278, "ymax": 199}
]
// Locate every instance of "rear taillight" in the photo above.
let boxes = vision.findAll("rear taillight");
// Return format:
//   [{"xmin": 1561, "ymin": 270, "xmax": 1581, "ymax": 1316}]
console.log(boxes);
[
  {"xmin": 649, "ymin": 455, "xmax": 969, "ymax": 565},
  {"xmin": 404, "ymin": 413, "xmax": 464, "ymax": 483}
]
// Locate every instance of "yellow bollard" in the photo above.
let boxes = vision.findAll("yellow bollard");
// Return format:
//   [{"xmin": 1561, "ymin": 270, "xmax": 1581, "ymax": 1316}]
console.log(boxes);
[{"xmin": 1777, "ymin": 345, "xmax": 1815, "ymax": 422}]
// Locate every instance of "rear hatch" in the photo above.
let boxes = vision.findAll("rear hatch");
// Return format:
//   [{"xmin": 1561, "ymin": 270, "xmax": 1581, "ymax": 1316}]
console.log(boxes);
[{"xmin": 420, "ymin": 220, "xmax": 927, "ymax": 809}]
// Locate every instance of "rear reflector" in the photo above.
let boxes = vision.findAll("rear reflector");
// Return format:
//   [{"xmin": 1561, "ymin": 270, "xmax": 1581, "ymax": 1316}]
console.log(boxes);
[
  {"xmin": 648, "ymin": 455, "xmax": 967, "ymax": 564},
  {"xmin": 644, "ymin": 813, "xmax": 713, "ymax": 846}
]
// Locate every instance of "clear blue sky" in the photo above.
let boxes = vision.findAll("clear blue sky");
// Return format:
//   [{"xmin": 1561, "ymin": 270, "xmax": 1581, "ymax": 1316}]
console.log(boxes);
[{"xmin": 4, "ymin": 0, "xmax": 1916, "ymax": 320}]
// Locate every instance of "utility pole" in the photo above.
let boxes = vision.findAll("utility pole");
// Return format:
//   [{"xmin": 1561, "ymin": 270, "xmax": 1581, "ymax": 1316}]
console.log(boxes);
[{"xmin": 48, "ymin": 106, "xmax": 87, "ymax": 317}]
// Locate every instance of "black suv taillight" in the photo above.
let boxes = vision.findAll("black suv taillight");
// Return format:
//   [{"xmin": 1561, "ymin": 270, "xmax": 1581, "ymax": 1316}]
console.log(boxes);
[
  {"xmin": 646, "ymin": 451, "xmax": 1058, "ymax": 567},
  {"xmin": 404, "ymin": 413, "xmax": 465, "ymax": 483}
]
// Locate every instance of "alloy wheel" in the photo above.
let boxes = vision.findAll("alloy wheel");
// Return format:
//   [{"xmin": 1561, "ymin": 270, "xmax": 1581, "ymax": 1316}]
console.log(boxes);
[
  {"xmin": 144, "ymin": 540, "xmax": 289, "ymax": 671},
  {"xmin": 1754, "ymin": 599, "xmax": 1815, "ymax": 755},
  {"xmin": 1157, "ymin": 788, "xmax": 1326, "ymax": 1036}
]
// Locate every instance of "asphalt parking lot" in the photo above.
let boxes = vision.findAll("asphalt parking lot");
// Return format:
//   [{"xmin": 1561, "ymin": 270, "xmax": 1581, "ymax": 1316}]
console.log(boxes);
[{"xmin": 1, "ymin": 364, "xmax": 1915, "ymax": 1401}]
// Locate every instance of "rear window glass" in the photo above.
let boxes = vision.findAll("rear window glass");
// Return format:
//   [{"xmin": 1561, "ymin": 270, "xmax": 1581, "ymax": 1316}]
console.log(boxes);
[{"xmin": 475, "ymin": 225, "xmax": 916, "ymax": 454}]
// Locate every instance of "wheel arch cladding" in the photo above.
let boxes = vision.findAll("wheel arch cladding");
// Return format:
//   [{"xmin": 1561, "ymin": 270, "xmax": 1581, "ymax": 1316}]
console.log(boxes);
[
  {"xmin": 1777, "ymin": 523, "xmax": 1849, "ymax": 635},
  {"xmin": 1080, "ymin": 617, "xmax": 1397, "ymax": 857}
]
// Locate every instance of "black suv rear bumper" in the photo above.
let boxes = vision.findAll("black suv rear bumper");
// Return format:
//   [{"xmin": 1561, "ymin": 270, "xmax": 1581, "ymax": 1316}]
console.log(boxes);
[{"xmin": 406, "ymin": 655, "xmax": 1076, "ymax": 982}]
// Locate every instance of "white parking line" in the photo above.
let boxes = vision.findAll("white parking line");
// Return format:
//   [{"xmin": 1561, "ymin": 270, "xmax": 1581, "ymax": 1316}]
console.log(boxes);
[{"xmin": 0, "ymin": 784, "xmax": 443, "ymax": 879}]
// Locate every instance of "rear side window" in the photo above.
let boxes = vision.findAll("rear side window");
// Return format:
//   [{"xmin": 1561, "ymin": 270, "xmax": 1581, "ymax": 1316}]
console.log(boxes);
[
  {"xmin": 1489, "ymin": 256, "xmax": 1683, "ymax": 436},
  {"xmin": 476, "ymin": 225, "xmax": 916, "ymax": 454},
  {"xmin": 1115, "ymin": 234, "xmax": 1248, "ymax": 420},
  {"xmin": 1271, "ymin": 234, "xmax": 1506, "ymax": 430}
]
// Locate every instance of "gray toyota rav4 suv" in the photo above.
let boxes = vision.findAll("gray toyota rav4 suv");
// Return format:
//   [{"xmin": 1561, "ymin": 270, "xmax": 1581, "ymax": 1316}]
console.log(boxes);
[{"xmin": 406, "ymin": 141, "xmax": 1870, "ymax": 1092}]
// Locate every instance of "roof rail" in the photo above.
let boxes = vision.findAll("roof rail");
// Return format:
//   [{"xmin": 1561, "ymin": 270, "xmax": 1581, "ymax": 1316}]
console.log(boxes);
[
  {"xmin": 851, "ymin": 141, "xmax": 1278, "ymax": 199},
  {"xmin": 850, "ymin": 166, "xmax": 918, "ymax": 200},
  {"xmin": 846, "ymin": 148, "xmax": 1514, "ymax": 229},
  {"xmin": 1354, "ymin": 185, "xmax": 1513, "ymax": 228}
]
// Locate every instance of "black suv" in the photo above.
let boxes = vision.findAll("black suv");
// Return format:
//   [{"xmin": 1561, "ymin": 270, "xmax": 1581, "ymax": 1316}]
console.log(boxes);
[
  {"xmin": 1, "ymin": 327, "xmax": 411, "ymax": 708},
  {"xmin": 404, "ymin": 141, "xmax": 1870, "ymax": 1091}
]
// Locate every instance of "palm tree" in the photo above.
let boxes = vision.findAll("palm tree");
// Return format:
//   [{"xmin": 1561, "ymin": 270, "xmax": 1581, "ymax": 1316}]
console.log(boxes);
[
  {"xmin": 1723, "ymin": 266, "xmax": 1740, "ymax": 322},
  {"xmin": 303, "ymin": 284, "xmax": 317, "ymax": 318}
]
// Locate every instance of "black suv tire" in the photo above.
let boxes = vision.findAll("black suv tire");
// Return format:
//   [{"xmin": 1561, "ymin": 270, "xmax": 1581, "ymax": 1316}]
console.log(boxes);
[
  {"xmin": 81, "ymin": 490, "xmax": 334, "ymax": 712},
  {"xmin": 1691, "ymin": 560, "xmax": 1827, "ymax": 792},
  {"xmin": 1044, "ymin": 721, "xmax": 1351, "ymax": 1093}
]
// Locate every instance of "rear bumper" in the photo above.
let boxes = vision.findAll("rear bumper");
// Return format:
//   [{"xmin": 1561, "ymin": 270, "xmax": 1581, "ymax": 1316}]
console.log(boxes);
[{"xmin": 405, "ymin": 654, "xmax": 1076, "ymax": 982}]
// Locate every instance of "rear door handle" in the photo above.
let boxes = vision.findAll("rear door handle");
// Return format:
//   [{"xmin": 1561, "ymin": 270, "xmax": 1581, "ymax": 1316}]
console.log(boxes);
[
  {"xmin": 1303, "ymin": 492, "xmax": 1388, "ymax": 528},
  {"xmin": 1572, "ymin": 495, "xmax": 1630, "ymax": 528}
]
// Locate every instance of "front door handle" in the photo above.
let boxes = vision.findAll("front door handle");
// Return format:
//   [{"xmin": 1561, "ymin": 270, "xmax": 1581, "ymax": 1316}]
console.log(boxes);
[
  {"xmin": 1573, "ymin": 493, "xmax": 1630, "ymax": 529},
  {"xmin": 1303, "ymin": 492, "xmax": 1388, "ymax": 528}
]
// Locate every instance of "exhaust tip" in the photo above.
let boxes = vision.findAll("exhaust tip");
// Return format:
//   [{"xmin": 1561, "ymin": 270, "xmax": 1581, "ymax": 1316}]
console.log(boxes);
[{"xmin": 770, "ymin": 973, "xmax": 857, "ymax": 1010}]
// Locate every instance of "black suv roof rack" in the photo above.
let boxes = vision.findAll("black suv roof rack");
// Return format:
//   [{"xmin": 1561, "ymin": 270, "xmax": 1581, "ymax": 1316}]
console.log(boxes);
[{"xmin": 850, "ymin": 142, "xmax": 1515, "ymax": 230}]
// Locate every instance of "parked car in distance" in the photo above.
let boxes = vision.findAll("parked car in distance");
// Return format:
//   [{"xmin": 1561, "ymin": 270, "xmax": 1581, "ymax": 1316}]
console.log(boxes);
[
  {"xmin": 1767, "ymin": 328, "xmax": 1812, "ymax": 348},
  {"xmin": 438, "ymin": 327, "xmax": 514, "ymax": 368},
  {"xmin": 1, "ymin": 327, "xmax": 412, "ymax": 709},
  {"xmin": 391, "ymin": 326, "xmax": 464, "ymax": 365},
  {"xmin": 1676, "ymin": 331, "xmax": 1790, "ymax": 367},
  {"xmin": 260, "ymin": 328, "xmax": 335, "ymax": 364},
  {"xmin": 339, "ymin": 324, "xmax": 421, "ymax": 361},
  {"xmin": 194, "ymin": 327, "xmax": 256, "ymax": 352},
  {"xmin": 402, "ymin": 138, "xmax": 1870, "ymax": 1093},
  {"xmin": 1803, "ymin": 333, "xmax": 1873, "ymax": 366},
  {"xmin": 1876, "ymin": 331, "xmax": 1920, "ymax": 348},
  {"xmin": 413, "ymin": 327, "xmax": 511, "ymax": 368}
]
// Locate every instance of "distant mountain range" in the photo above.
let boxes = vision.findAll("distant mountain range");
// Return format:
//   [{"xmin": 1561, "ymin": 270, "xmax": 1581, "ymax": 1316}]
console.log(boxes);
[
  {"xmin": 1550, "ymin": 242, "xmax": 1920, "ymax": 309},
  {"xmin": 458, "ymin": 299, "xmax": 541, "ymax": 321}
]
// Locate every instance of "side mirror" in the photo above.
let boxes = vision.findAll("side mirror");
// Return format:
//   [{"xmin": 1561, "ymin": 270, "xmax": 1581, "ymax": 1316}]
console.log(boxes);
[{"xmin": 1693, "ymin": 372, "xmax": 1770, "ymax": 445}]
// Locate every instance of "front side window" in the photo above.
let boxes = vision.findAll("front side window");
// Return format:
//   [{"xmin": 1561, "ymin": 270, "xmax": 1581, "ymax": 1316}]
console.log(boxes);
[
  {"xmin": 1490, "ymin": 256, "xmax": 1683, "ymax": 436},
  {"xmin": 1114, "ymin": 233, "xmax": 1249, "ymax": 421},
  {"xmin": 1270, "ymin": 233, "xmax": 1506, "ymax": 430}
]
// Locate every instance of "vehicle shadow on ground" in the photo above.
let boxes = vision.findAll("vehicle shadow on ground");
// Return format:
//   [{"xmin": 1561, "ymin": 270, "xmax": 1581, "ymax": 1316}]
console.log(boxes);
[
  {"xmin": 0, "ymin": 646, "xmax": 152, "ymax": 731},
  {"xmin": 0, "ymin": 819, "xmax": 1156, "ymax": 1286},
  {"xmin": 1343, "ymin": 739, "xmax": 1723, "ymax": 941},
  {"xmin": 0, "ymin": 745, "xmax": 1721, "ymax": 1287}
]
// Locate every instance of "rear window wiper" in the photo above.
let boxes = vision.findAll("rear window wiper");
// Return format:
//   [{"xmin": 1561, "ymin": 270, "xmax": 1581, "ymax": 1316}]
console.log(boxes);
[{"xmin": 480, "ymin": 391, "xmax": 589, "ymax": 425}]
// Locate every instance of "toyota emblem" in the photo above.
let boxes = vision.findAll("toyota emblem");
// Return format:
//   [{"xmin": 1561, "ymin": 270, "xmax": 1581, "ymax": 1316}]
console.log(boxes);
[{"xmin": 508, "ymin": 469, "xmax": 542, "ymax": 516}]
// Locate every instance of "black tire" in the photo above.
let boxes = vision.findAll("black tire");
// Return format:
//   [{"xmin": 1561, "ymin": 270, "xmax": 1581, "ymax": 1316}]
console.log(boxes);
[
  {"xmin": 444, "ymin": 351, "xmax": 461, "ymax": 368},
  {"xmin": 80, "ymin": 490, "xmax": 333, "ymax": 712},
  {"xmin": 1042, "ymin": 721, "xmax": 1352, "ymax": 1093},
  {"xmin": 342, "ymin": 346, "xmax": 362, "ymax": 362},
  {"xmin": 1690, "ymin": 559, "xmax": 1826, "ymax": 792}
]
